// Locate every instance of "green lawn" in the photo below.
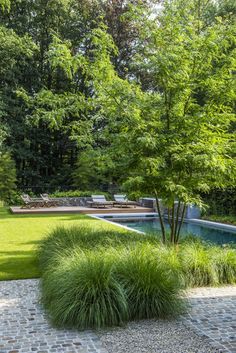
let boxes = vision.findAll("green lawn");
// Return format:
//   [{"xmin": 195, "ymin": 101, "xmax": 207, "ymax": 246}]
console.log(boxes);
[{"xmin": 0, "ymin": 207, "xmax": 113, "ymax": 281}]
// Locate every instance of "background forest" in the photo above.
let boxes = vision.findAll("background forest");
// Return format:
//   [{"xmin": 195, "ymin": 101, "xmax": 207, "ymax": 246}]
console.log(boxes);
[{"xmin": 0, "ymin": 0, "xmax": 235, "ymax": 216}]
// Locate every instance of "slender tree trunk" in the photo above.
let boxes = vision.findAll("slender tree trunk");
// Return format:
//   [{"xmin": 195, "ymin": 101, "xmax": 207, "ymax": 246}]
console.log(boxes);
[
  {"xmin": 154, "ymin": 191, "xmax": 166, "ymax": 244},
  {"xmin": 167, "ymin": 207, "xmax": 171, "ymax": 227},
  {"xmin": 174, "ymin": 201, "xmax": 181, "ymax": 243},
  {"xmin": 170, "ymin": 202, "xmax": 175, "ymax": 243},
  {"xmin": 175, "ymin": 203, "xmax": 186, "ymax": 244}
]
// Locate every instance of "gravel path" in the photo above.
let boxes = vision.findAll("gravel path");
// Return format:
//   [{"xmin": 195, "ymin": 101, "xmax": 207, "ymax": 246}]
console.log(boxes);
[
  {"xmin": 99, "ymin": 286, "xmax": 236, "ymax": 353},
  {"xmin": 98, "ymin": 319, "xmax": 218, "ymax": 353}
]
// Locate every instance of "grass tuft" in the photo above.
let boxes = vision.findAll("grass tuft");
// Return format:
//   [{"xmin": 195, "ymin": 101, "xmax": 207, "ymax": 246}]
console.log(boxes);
[
  {"xmin": 179, "ymin": 242, "xmax": 217, "ymax": 287},
  {"xmin": 41, "ymin": 249, "xmax": 128, "ymax": 329},
  {"xmin": 210, "ymin": 247, "xmax": 236, "ymax": 284},
  {"xmin": 117, "ymin": 244, "xmax": 185, "ymax": 319},
  {"xmin": 38, "ymin": 225, "xmax": 159, "ymax": 272}
]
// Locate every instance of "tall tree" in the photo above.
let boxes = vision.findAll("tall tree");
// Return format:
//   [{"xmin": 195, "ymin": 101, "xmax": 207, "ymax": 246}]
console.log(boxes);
[
  {"xmin": 0, "ymin": 0, "xmax": 144, "ymax": 191},
  {"xmin": 85, "ymin": 0, "xmax": 236, "ymax": 243},
  {"xmin": 0, "ymin": 151, "xmax": 16, "ymax": 203}
]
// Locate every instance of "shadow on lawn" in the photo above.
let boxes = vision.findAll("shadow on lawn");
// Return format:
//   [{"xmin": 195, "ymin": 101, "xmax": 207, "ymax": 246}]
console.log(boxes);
[
  {"xmin": 0, "ymin": 255, "xmax": 40, "ymax": 280},
  {"xmin": 0, "ymin": 248, "xmax": 38, "ymax": 256}
]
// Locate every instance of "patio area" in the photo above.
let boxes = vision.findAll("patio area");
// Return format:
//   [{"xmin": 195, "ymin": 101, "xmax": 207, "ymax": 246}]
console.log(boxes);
[{"xmin": 9, "ymin": 205, "xmax": 154, "ymax": 215}]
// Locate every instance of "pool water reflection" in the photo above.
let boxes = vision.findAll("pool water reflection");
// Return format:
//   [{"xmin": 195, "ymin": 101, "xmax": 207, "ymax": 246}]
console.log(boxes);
[{"xmin": 112, "ymin": 218, "xmax": 236, "ymax": 245}]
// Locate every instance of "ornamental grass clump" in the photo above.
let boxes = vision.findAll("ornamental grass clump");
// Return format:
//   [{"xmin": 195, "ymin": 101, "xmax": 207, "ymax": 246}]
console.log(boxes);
[
  {"xmin": 209, "ymin": 247, "xmax": 236, "ymax": 284},
  {"xmin": 179, "ymin": 242, "xmax": 218, "ymax": 287},
  {"xmin": 38, "ymin": 225, "xmax": 158, "ymax": 272},
  {"xmin": 117, "ymin": 244, "xmax": 185, "ymax": 320},
  {"xmin": 38, "ymin": 225, "xmax": 236, "ymax": 330},
  {"xmin": 41, "ymin": 249, "xmax": 128, "ymax": 329}
]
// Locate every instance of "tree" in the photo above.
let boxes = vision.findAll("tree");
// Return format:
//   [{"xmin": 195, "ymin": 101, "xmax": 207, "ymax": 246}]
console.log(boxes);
[
  {"xmin": 0, "ymin": 0, "xmax": 10, "ymax": 11},
  {"xmin": 0, "ymin": 151, "xmax": 16, "ymax": 203},
  {"xmin": 0, "ymin": 0, "xmax": 145, "ymax": 191},
  {"xmin": 89, "ymin": 0, "xmax": 236, "ymax": 243},
  {"xmin": 73, "ymin": 148, "xmax": 114, "ymax": 190}
]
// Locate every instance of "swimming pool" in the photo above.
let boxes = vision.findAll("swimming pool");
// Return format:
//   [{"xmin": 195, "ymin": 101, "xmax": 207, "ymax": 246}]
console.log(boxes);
[{"xmin": 102, "ymin": 216, "xmax": 236, "ymax": 245}]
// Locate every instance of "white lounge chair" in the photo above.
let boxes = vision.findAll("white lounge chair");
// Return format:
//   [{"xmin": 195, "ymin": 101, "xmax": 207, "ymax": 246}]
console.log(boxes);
[
  {"xmin": 87, "ymin": 195, "xmax": 114, "ymax": 208},
  {"xmin": 40, "ymin": 194, "xmax": 60, "ymax": 207},
  {"xmin": 21, "ymin": 194, "xmax": 46, "ymax": 209},
  {"xmin": 114, "ymin": 194, "xmax": 138, "ymax": 208}
]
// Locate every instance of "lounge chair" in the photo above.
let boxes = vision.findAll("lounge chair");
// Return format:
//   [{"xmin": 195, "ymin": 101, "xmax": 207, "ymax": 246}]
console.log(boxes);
[
  {"xmin": 21, "ymin": 194, "xmax": 46, "ymax": 209},
  {"xmin": 87, "ymin": 195, "xmax": 114, "ymax": 208},
  {"xmin": 40, "ymin": 194, "xmax": 60, "ymax": 207},
  {"xmin": 114, "ymin": 194, "xmax": 138, "ymax": 208}
]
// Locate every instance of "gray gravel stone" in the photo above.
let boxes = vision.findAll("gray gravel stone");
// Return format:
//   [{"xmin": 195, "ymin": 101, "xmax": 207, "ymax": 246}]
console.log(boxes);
[
  {"xmin": 98, "ymin": 286, "xmax": 236, "ymax": 353},
  {"xmin": 98, "ymin": 319, "xmax": 219, "ymax": 353},
  {"xmin": 0, "ymin": 279, "xmax": 107, "ymax": 353}
]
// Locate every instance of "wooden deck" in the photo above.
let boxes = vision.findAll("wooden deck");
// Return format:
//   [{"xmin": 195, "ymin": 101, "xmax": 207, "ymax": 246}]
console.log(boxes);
[{"xmin": 10, "ymin": 206, "xmax": 154, "ymax": 215}]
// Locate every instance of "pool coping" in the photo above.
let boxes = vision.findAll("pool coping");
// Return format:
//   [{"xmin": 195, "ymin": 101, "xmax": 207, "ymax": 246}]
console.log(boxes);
[
  {"xmin": 88, "ymin": 213, "xmax": 236, "ymax": 234},
  {"xmin": 188, "ymin": 218, "xmax": 236, "ymax": 233},
  {"xmin": 89, "ymin": 214, "xmax": 145, "ymax": 234}
]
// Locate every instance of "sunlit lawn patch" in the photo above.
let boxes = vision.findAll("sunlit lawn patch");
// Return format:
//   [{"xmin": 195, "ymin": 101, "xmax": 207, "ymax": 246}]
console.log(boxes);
[{"xmin": 0, "ymin": 207, "xmax": 116, "ymax": 280}]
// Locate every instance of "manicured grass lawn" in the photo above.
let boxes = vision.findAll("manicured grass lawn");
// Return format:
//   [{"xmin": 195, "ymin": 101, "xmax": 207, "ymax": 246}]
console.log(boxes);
[
  {"xmin": 202, "ymin": 215, "xmax": 236, "ymax": 226},
  {"xmin": 0, "ymin": 207, "xmax": 113, "ymax": 281}
]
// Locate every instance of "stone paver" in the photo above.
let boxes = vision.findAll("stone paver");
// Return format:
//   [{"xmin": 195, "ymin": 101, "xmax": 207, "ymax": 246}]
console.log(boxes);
[
  {"xmin": 0, "ymin": 279, "xmax": 235, "ymax": 353},
  {"xmin": 184, "ymin": 286, "xmax": 236, "ymax": 353},
  {"xmin": 0, "ymin": 279, "xmax": 107, "ymax": 353}
]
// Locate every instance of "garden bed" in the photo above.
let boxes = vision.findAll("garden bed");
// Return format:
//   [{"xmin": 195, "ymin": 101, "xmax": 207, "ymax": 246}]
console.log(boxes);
[{"xmin": 38, "ymin": 224, "xmax": 236, "ymax": 330}]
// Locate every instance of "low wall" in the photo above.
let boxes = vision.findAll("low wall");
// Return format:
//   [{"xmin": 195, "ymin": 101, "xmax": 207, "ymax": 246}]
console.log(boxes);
[
  {"xmin": 51, "ymin": 197, "xmax": 92, "ymax": 206},
  {"xmin": 139, "ymin": 198, "xmax": 201, "ymax": 219}
]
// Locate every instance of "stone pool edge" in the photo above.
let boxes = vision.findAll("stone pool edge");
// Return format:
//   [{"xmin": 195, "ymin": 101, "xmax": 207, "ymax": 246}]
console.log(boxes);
[
  {"xmin": 88, "ymin": 213, "xmax": 146, "ymax": 234},
  {"xmin": 189, "ymin": 218, "xmax": 236, "ymax": 233}
]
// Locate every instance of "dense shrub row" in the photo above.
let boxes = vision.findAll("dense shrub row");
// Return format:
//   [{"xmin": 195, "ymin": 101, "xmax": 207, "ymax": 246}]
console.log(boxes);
[
  {"xmin": 49, "ymin": 190, "xmax": 111, "ymax": 199},
  {"xmin": 202, "ymin": 188, "xmax": 236, "ymax": 216},
  {"xmin": 38, "ymin": 225, "xmax": 236, "ymax": 329}
]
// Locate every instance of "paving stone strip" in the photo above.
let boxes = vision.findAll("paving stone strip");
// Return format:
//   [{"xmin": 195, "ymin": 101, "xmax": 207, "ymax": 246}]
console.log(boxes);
[
  {"xmin": 0, "ymin": 279, "xmax": 107, "ymax": 353},
  {"xmin": 0, "ymin": 279, "xmax": 235, "ymax": 353},
  {"xmin": 184, "ymin": 286, "xmax": 236, "ymax": 353}
]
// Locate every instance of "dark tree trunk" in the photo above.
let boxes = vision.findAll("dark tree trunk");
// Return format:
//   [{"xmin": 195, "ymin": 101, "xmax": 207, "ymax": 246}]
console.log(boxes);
[
  {"xmin": 154, "ymin": 191, "xmax": 166, "ymax": 243},
  {"xmin": 175, "ymin": 203, "xmax": 187, "ymax": 244}
]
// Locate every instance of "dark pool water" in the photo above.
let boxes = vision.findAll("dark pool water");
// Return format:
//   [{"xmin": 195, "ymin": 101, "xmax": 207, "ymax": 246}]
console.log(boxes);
[{"xmin": 112, "ymin": 218, "xmax": 236, "ymax": 245}]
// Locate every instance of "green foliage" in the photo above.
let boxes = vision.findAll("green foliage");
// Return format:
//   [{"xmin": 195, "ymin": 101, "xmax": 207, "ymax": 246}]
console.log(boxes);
[
  {"xmin": 0, "ymin": 151, "xmax": 16, "ymax": 203},
  {"xmin": 202, "ymin": 214, "xmax": 236, "ymax": 226},
  {"xmin": 179, "ymin": 241, "xmax": 236, "ymax": 287},
  {"xmin": 42, "ymin": 250, "xmax": 128, "ymax": 329},
  {"xmin": 73, "ymin": 149, "xmax": 114, "ymax": 190},
  {"xmin": 0, "ymin": 0, "xmax": 235, "ymax": 208},
  {"xmin": 0, "ymin": 0, "xmax": 141, "ymax": 191},
  {"xmin": 0, "ymin": 0, "xmax": 10, "ymax": 11},
  {"xmin": 7, "ymin": 190, "xmax": 23, "ymax": 205},
  {"xmin": 49, "ymin": 190, "xmax": 111, "ymax": 199},
  {"xmin": 179, "ymin": 242, "xmax": 218, "ymax": 287},
  {"xmin": 202, "ymin": 188, "xmax": 236, "ymax": 216},
  {"xmin": 211, "ymin": 247, "xmax": 236, "ymax": 284},
  {"xmin": 38, "ymin": 225, "xmax": 158, "ymax": 272},
  {"xmin": 91, "ymin": 0, "xmax": 236, "ymax": 243},
  {"xmin": 39, "ymin": 226, "xmax": 184, "ymax": 329},
  {"xmin": 38, "ymin": 224, "xmax": 236, "ymax": 329},
  {"xmin": 0, "ymin": 26, "xmax": 36, "ymax": 74},
  {"xmin": 117, "ymin": 244, "xmax": 184, "ymax": 319}
]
